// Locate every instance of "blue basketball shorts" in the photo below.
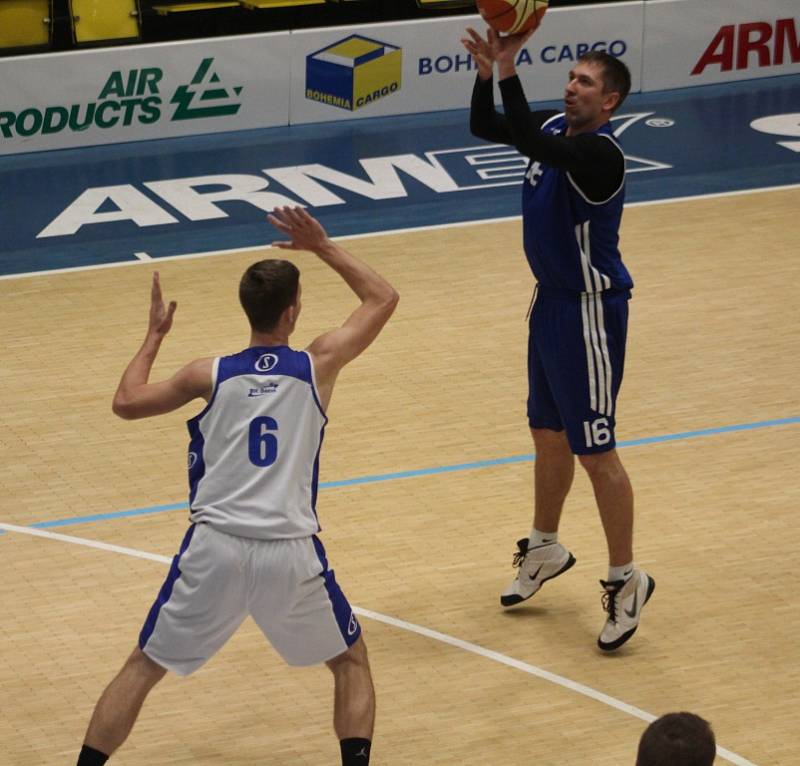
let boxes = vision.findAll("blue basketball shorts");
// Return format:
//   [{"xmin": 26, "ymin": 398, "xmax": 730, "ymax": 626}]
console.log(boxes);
[
  {"xmin": 139, "ymin": 523, "xmax": 361, "ymax": 675},
  {"xmin": 527, "ymin": 286, "xmax": 630, "ymax": 455}
]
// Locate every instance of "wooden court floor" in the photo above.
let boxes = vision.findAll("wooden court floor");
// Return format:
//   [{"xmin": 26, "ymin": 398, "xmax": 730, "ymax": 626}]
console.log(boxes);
[{"xmin": 2, "ymin": 188, "xmax": 798, "ymax": 765}]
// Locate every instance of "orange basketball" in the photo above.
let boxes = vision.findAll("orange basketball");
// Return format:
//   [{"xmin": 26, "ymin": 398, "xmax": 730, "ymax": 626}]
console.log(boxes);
[{"xmin": 476, "ymin": 0, "xmax": 549, "ymax": 36}]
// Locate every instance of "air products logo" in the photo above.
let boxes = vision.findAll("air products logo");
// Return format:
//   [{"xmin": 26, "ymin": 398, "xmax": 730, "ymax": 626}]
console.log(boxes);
[
  {"xmin": 0, "ymin": 58, "xmax": 242, "ymax": 140},
  {"xmin": 171, "ymin": 58, "xmax": 243, "ymax": 120},
  {"xmin": 306, "ymin": 35, "xmax": 402, "ymax": 112}
]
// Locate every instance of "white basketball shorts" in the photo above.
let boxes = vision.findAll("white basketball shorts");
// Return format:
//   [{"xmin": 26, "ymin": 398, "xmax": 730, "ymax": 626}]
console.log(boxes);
[{"xmin": 138, "ymin": 523, "xmax": 361, "ymax": 675}]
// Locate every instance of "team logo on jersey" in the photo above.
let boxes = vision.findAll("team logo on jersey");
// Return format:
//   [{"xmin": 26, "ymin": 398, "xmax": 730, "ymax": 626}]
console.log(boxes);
[
  {"xmin": 255, "ymin": 353, "xmax": 279, "ymax": 372},
  {"xmin": 348, "ymin": 612, "xmax": 359, "ymax": 636},
  {"xmin": 188, "ymin": 451, "xmax": 198, "ymax": 469},
  {"xmin": 248, "ymin": 382, "xmax": 279, "ymax": 397},
  {"xmin": 526, "ymin": 161, "xmax": 545, "ymax": 188}
]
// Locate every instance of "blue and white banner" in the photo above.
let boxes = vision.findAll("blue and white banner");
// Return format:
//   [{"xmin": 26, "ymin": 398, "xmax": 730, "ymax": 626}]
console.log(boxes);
[
  {"xmin": 289, "ymin": 4, "xmax": 645, "ymax": 124},
  {"xmin": 2, "ymin": 1, "xmax": 798, "ymax": 155}
]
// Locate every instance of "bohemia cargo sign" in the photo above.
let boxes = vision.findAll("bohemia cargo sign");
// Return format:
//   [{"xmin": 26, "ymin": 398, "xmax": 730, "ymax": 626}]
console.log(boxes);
[{"xmin": 692, "ymin": 17, "xmax": 799, "ymax": 75}]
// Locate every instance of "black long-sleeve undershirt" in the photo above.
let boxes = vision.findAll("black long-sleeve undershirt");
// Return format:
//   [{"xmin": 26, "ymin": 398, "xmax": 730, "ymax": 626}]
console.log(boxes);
[{"xmin": 470, "ymin": 74, "xmax": 624, "ymax": 203}]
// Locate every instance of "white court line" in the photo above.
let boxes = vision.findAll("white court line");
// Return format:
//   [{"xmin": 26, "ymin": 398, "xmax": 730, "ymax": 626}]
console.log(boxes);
[
  {"xmin": 134, "ymin": 252, "xmax": 153, "ymax": 261},
  {"xmin": 357, "ymin": 607, "xmax": 756, "ymax": 766},
  {"xmin": 0, "ymin": 521, "xmax": 757, "ymax": 766},
  {"xmin": 0, "ymin": 522, "xmax": 170, "ymax": 563},
  {"xmin": 1, "ymin": 183, "xmax": 798, "ymax": 282}
]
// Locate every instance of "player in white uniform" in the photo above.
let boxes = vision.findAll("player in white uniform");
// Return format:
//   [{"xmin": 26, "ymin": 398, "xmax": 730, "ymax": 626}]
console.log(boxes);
[{"xmin": 75, "ymin": 207, "xmax": 399, "ymax": 766}]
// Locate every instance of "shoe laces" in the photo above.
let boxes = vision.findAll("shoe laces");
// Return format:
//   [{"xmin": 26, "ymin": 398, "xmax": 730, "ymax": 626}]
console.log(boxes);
[
  {"xmin": 600, "ymin": 579, "xmax": 624, "ymax": 622},
  {"xmin": 511, "ymin": 538, "xmax": 529, "ymax": 568}
]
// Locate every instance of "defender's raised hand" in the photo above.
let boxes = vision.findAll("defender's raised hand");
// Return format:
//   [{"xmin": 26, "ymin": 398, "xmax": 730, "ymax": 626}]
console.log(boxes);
[
  {"xmin": 268, "ymin": 206, "xmax": 331, "ymax": 254},
  {"xmin": 148, "ymin": 272, "xmax": 177, "ymax": 339}
]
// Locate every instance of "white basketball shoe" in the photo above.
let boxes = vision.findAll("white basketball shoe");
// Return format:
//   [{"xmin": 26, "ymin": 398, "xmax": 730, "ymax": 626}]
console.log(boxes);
[
  {"xmin": 500, "ymin": 538, "xmax": 576, "ymax": 607},
  {"xmin": 597, "ymin": 569, "xmax": 656, "ymax": 651}
]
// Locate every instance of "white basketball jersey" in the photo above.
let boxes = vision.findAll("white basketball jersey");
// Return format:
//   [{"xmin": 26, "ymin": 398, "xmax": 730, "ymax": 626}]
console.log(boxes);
[{"xmin": 187, "ymin": 345, "xmax": 328, "ymax": 539}]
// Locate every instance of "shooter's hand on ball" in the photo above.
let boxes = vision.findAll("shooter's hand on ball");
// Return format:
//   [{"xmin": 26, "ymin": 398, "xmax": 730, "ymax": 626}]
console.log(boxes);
[
  {"xmin": 461, "ymin": 27, "xmax": 496, "ymax": 80},
  {"xmin": 461, "ymin": 26, "xmax": 536, "ymax": 81}
]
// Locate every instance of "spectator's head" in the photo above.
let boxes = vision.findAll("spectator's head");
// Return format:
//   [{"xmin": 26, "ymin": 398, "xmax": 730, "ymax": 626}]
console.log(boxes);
[{"xmin": 636, "ymin": 712, "xmax": 716, "ymax": 766}]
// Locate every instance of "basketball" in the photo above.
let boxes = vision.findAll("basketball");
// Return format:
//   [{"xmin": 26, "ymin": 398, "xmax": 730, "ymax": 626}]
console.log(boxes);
[{"xmin": 476, "ymin": 0, "xmax": 549, "ymax": 36}]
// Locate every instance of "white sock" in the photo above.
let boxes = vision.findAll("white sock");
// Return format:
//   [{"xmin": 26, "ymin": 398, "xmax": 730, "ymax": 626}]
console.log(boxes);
[
  {"xmin": 608, "ymin": 562, "xmax": 635, "ymax": 583},
  {"xmin": 529, "ymin": 528, "xmax": 557, "ymax": 548}
]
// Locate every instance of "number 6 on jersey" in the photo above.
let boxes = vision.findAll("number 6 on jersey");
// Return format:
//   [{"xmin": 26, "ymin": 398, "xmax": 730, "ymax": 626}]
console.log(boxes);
[{"xmin": 249, "ymin": 416, "xmax": 279, "ymax": 467}]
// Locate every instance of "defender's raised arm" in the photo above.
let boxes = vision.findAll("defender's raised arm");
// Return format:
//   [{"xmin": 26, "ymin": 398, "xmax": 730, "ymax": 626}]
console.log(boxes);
[
  {"xmin": 112, "ymin": 272, "xmax": 212, "ymax": 420},
  {"xmin": 268, "ymin": 206, "xmax": 399, "ymax": 407}
]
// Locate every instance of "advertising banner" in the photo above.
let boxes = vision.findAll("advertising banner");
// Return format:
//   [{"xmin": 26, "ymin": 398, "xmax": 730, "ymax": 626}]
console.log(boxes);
[
  {"xmin": 0, "ymin": 32, "xmax": 292, "ymax": 155},
  {"xmin": 289, "ymin": 3, "xmax": 645, "ymax": 125},
  {"xmin": 4, "ymin": 0, "xmax": 796, "ymax": 155},
  {"xmin": 642, "ymin": 0, "xmax": 800, "ymax": 91}
]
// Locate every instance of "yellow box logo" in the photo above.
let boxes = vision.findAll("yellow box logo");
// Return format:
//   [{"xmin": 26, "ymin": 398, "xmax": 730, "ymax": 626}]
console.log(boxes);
[{"xmin": 306, "ymin": 35, "xmax": 402, "ymax": 112}]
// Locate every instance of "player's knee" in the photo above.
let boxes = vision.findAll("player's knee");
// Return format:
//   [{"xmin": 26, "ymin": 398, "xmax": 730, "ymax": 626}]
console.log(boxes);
[
  {"xmin": 125, "ymin": 646, "xmax": 167, "ymax": 684},
  {"xmin": 346, "ymin": 636, "xmax": 370, "ymax": 668},
  {"xmin": 531, "ymin": 427, "xmax": 570, "ymax": 453},
  {"xmin": 327, "ymin": 636, "xmax": 369, "ymax": 674},
  {"xmin": 578, "ymin": 449, "xmax": 623, "ymax": 479}
]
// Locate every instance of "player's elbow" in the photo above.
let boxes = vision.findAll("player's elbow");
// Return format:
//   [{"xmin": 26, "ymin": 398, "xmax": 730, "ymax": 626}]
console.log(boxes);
[
  {"xmin": 364, "ymin": 288, "xmax": 399, "ymax": 332},
  {"xmin": 112, "ymin": 394, "xmax": 139, "ymax": 420},
  {"xmin": 380, "ymin": 287, "xmax": 400, "ymax": 318}
]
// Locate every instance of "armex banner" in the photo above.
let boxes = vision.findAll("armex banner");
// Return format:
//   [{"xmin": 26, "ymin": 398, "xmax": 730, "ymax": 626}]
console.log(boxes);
[
  {"xmin": 642, "ymin": 0, "xmax": 800, "ymax": 90},
  {"xmin": 0, "ymin": 33, "xmax": 292, "ymax": 155}
]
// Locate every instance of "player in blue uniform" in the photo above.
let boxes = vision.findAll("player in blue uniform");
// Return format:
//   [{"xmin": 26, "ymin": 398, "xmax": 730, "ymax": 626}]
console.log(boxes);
[
  {"xmin": 462, "ymin": 26, "xmax": 654, "ymax": 651},
  {"xmin": 75, "ymin": 208, "xmax": 398, "ymax": 766}
]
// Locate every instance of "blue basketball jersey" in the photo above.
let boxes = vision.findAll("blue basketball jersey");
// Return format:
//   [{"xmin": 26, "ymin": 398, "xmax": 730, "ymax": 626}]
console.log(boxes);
[
  {"xmin": 186, "ymin": 346, "xmax": 328, "ymax": 540},
  {"xmin": 522, "ymin": 114, "xmax": 633, "ymax": 294}
]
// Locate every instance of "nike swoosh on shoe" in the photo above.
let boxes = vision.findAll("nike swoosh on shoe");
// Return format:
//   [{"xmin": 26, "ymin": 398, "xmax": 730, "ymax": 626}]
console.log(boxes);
[
  {"xmin": 624, "ymin": 590, "xmax": 639, "ymax": 619},
  {"xmin": 528, "ymin": 565, "xmax": 543, "ymax": 581}
]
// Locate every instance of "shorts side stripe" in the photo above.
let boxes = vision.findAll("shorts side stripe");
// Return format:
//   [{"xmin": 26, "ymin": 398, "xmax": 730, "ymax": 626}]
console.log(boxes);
[
  {"xmin": 311, "ymin": 535, "xmax": 361, "ymax": 647},
  {"xmin": 577, "ymin": 225, "xmax": 599, "ymax": 412},
  {"xmin": 592, "ymin": 293, "xmax": 614, "ymax": 416},
  {"xmin": 577, "ymin": 223, "xmax": 608, "ymax": 415},
  {"xmin": 580, "ymin": 293, "xmax": 599, "ymax": 413},
  {"xmin": 587, "ymin": 293, "xmax": 607, "ymax": 415},
  {"xmin": 139, "ymin": 524, "xmax": 197, "ymax": 650}
]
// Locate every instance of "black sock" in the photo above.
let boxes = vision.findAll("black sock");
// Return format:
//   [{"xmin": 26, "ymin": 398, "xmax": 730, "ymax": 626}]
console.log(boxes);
[
  {"xmin": 340, "ymin": 737, "xmax": 371, "ymax": 765},
  {"xmin": 77, "ymin": 744, "xmax": 109, "ymax": 765}
]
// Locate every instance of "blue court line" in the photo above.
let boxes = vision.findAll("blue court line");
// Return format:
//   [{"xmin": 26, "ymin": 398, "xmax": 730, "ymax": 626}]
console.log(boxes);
[
  {"xmin": 7, "ymin": 415, "xmax": 800, "ymax": 534},
  {"xmin": 28, "ymin": 502, "xmax": 188, "ymax": 529}
]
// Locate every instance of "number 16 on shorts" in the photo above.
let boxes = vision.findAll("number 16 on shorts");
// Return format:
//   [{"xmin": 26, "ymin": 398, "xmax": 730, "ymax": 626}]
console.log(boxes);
[{"xmin": 583, "ymin": 417, "xmax": 611, "ymax": 448}]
